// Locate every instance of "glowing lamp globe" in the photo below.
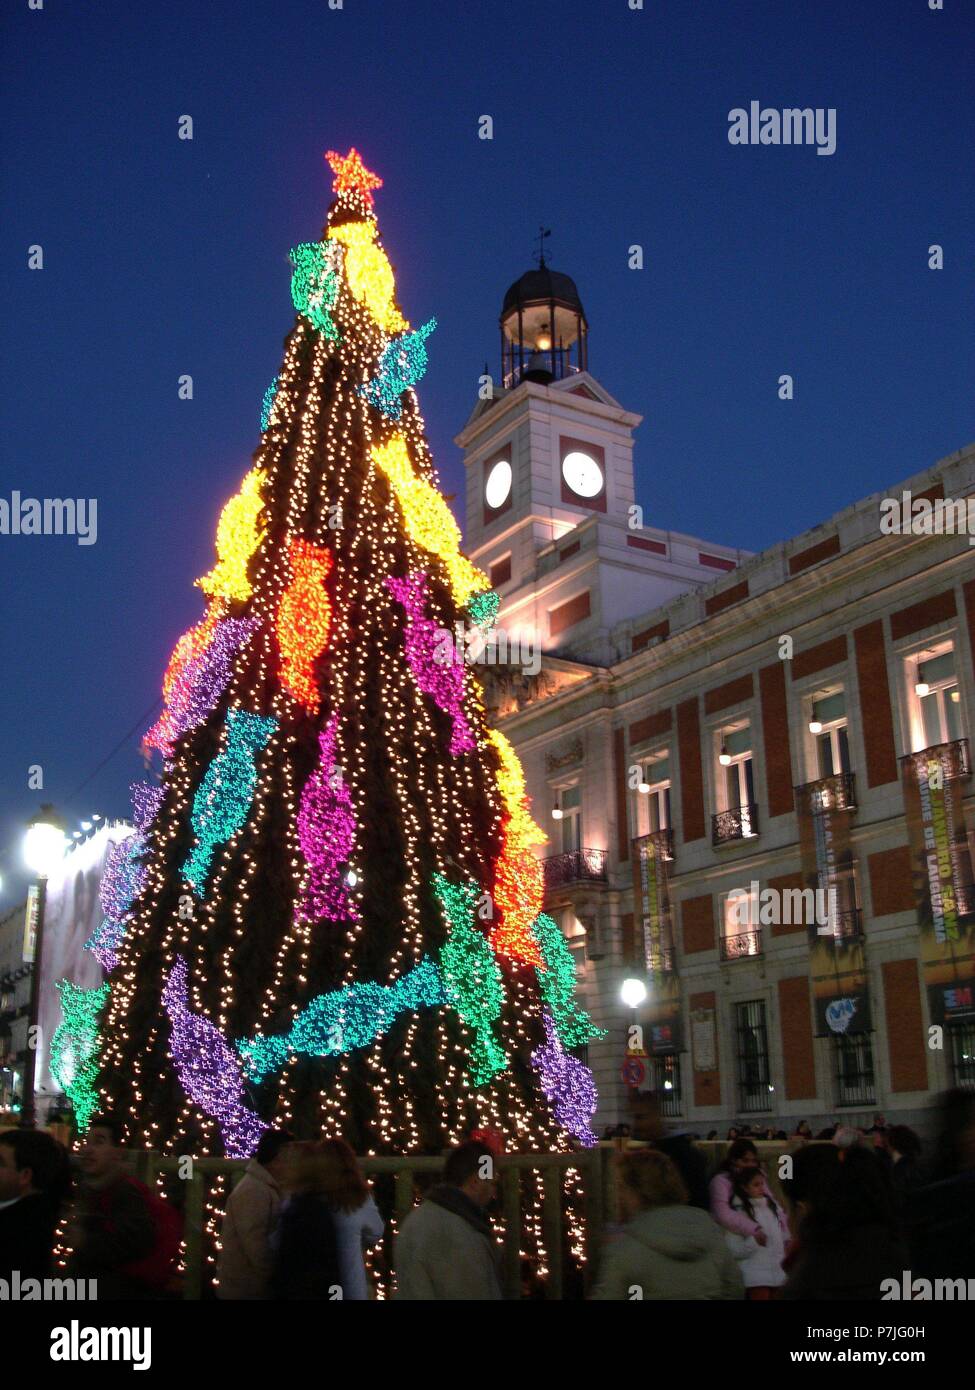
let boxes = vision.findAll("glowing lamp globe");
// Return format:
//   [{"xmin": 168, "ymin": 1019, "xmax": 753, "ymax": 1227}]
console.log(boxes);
[
  {"xmin": 620, "ymin": 977, "xmax": 647, "ymax": 1009},
  {"xmin": 24, "ymin": 810, "xmax": 66, "ymax": 879}
]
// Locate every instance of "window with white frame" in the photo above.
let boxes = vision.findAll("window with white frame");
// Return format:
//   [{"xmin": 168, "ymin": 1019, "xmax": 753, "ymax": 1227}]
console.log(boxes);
[
  {"xmin": 809, "ymin": 689, "xmax": 852, "ymax": 779},
  {"xmin": 635, "ymin": 752, "xmax": 671, "ymax": 836},
  {"xmin": 911, "ymin": 647, "xmax": 965, "ymax": 750},
  {"xmin": 717, "ymin": 724, "xmax": 756, "ymax": 836},
  {"xmin": 722, "ymin": 886, "xmax": 762, "ymax": 958},
  {"xmin": 555, "ymin": 784, "xmax": 582, "ymax": 855}
]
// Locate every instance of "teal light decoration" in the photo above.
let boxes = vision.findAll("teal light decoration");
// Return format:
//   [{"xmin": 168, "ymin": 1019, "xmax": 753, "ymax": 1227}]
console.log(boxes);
[
  {"xmin": 467, "ymin": 589, "xmax": 499, "ymax": 632},
  {"xmin": 433, "ymin": 872, "xmax": 508, "ymax": 1085},
  {"xmin": 531, "ymin": 912, "xmax": 605, "ymax": 1050},
  {"xmin": 358, "ymin": 319, "xmax": 437, "ymax": 421},
  {"xmin": 289, "ymin": 240, "xmax": 341, "ymax": 338},
  {"xmin": 238, "ymin": 956, "xmax": 446, "ymax": 1082},
  {"xmin": 50, "ymin": 980, "xmax": 111, "ymax": 1133},
  {"xmin": 260, "ymin": 376, "xmax": 279, "ymax": 432},
  {"xmin": 182, "ymin": 709, "xmax": 277, "ymax": 897}
]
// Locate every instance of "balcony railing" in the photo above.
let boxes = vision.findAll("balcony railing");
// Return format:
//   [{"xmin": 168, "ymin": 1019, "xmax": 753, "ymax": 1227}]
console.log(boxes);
[
  {"xmin": 901, "ymin": 737, "xmax": 971, "ymax": 779},
  {"xmin": 721, "ymin": 929, "xmax": 763, "ymax": 960},
  {"xmin": 794, "ymin": 772, "xmax": 857, "ymax": 813},
  {"xmin": 633, "ymin": 828, "xmax": 675, "ymax": 863},
  {"xmin": 823, "ymin": 907, "xmax": 864, "ymax": 942},
  {"xmin": 543, "ymin": 848, "xmax": 608, "ymax": 889},
  {"xmin": 712, "ymin": 805, "xmax": 760, "ymax": 846}
]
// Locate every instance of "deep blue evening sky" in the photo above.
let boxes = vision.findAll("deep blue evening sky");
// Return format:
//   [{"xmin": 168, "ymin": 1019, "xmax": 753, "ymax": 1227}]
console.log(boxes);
[{"xmin": 0, "ymin": 0, "xmax": 972, "ymax": 904}]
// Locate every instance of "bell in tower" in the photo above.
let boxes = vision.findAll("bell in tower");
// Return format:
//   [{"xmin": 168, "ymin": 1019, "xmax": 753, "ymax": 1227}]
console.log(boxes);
[{"xmin": 500, "ymin": 231, "xmax": 588, "ymax": 388}]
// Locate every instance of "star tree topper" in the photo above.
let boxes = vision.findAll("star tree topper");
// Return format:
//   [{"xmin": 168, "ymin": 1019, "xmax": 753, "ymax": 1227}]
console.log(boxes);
[{"xmin": 326, "ymin": 147, "xmax": 383, "ymax": 206}]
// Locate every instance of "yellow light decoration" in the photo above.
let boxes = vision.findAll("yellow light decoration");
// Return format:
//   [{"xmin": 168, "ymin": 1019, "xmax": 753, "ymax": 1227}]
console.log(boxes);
[
  {"xmin": 372, "ymin": 434, "xmax": 490, "ymax": 607},
  {"xmin": 488, "ymin": 729, "xmax": 547, "ymax": 852},
  {"xmin": 197, "ymin": 468, "xmax": 268, "ymax": 602},
  {"xmin": 327, "ymin": 221, "xmax": 408, "ymax": 334}
]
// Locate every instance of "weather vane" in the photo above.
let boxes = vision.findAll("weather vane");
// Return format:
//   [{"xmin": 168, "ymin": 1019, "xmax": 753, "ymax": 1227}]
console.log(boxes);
[{"xmin": 535, "ymin": 225, "xmax": 551, "ymax": 269}]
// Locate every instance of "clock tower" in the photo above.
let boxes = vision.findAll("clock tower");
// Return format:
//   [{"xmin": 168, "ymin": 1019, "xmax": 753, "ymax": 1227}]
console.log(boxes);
[{"xmin": 457, "ymin": 261, "xmax": 744, "ymax": 665}]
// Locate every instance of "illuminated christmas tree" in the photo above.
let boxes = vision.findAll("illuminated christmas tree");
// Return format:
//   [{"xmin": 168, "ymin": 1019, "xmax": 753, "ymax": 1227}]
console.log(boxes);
[{"xmin": 93, "ymin": 149, "xmax": 602, "ymax": 1161}]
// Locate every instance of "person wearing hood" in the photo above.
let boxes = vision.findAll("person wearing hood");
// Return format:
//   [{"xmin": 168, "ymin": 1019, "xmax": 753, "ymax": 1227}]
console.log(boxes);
[
  {"xmin": 217, "ymin": 1128, "xmax": 295, "ymax": 1300},
  {"xmin": 395, "ymin": 1140, "xmax": 502, "ymax": 1299},
  {"xmin": 591, "ymin": 1149, "xmax": 744, "ymax": 1300}
]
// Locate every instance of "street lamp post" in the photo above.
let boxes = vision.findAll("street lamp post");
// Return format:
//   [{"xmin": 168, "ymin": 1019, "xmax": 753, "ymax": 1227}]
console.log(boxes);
[{"xmin": 20, "ymin": 805, "xmax": 66, "ymax": 1129}]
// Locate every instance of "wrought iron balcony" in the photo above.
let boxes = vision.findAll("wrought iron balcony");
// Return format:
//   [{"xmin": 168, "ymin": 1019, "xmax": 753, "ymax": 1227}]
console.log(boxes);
[
  {"xmin": 824, "ymin": 907, "xmax": 864, "ymax": 942},
  {"xmin": 794, "ymin": 772, "xmax": 857, "ymax": 813},
  {"xmin": 720, "ymin": 929, "xmax": 763, "ymax": 960},
  {"xmin": 543, "ymin": 848, "xmax": 608, "ymax": 889},
  {"xmin": 901, "ymin": 737, "xmax": 971, "ymax": 779},
  {"xmin": 712, "ymin": 805, "xmax": 760, "ymax": 846},
  {"xmin": 633, "ymin": 828, "xmax": 675, "ymax": 863}
]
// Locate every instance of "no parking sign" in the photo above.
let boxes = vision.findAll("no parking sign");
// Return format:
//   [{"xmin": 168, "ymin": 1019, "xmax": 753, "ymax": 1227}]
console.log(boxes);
[{"xmin": 620, "ymin": 1055, "xmax": 646, "ymax": 1088}]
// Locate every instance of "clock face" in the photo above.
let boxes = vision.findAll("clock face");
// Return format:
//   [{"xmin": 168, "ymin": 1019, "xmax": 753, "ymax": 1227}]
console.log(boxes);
[
  {"xmin": 561, "ymin": 449, "xmax": 603, "ymax": 499},
  {"xmin": 484, "ymin": 459, "xmax": 512, "ymax": 510}
]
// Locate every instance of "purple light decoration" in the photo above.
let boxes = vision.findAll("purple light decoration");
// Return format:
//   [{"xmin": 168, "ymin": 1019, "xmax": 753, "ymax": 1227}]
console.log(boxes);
[
  {"xmin": 145, "ymin": 616, "xmax": 259, "ymax": 758},
  {"xmin": 130, "ymin": 781, "xmax": 164, "ymax": 832},
  {"xmin": 98, "ymin": 832, "xmax": 147, "ymax": 925},
  {"xmin": 85, "ymin": 918, "xmax": 125, "ymax": 973},
  {"xmin": 162, "ymin": 955, "xmax": 268, "ymax": 1159},
  {"xmin": 531, "ymin": 1010, "xmax": 599, "ymax": 1148},
  {"xmin": 385, "ymin": 571, "xmax": 475, "ymax": 755},
  {"xmin": 86, "ymin": 831, "xmax": 149, "ymax": 973},
  {"xmin": 295, "ymin": 713, "xmax": 359, "ymax": 923}
]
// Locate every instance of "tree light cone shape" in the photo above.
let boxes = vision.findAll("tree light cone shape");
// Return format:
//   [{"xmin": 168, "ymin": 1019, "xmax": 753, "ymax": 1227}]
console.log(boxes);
[
  {"xmin": 24, "ymin": 819, "xmax": 66, "ymax": 878},
  {"xmin": 621, "ymin": 977, "xmax": 647, "ymax": 1009}
]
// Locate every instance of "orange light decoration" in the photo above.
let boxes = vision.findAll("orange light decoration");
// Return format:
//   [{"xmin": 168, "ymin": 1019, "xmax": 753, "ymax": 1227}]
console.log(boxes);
[
  {"xmin": 197, "ymin": 468, "xmax": 267, "ymax": 602},
  {"xmin": 162, "ymin": 604, "xmax": 222, "ymax": 706},
  {"xmin": 276, "ymin": 537, "xmax": 333, "ymax": 712},
  {"xmin": 325, "ymin": 147, "xmax": 383, "ymax": 207},
  {"xmin": 487, "ymin": 729, "xmax": 547, "ymax": 966}
]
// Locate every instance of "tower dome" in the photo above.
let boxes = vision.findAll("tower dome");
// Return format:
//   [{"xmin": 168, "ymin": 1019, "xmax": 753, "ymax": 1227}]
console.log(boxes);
[{"xmin": 500, "ymin": 262, "xmax": 588, "ymax": 387}]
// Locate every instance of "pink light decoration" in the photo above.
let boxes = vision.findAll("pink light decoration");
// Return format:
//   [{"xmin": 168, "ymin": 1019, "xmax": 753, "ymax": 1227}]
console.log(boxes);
[
  {"xmin": 145, "ymin": 617, "xmax": 259, "ymax": 758},
  {"xmin": 294, "ymin": 713, "xmax": 360, "ymax": 924},
  {"xmin": 531, "ymin": 1010, "xmax": 599, "ymax": 1148},
  {"xmin": 385, "ymin": 571, "xmax": 475, "ymax": 755},
  {"xmin": 162, "ymin": 955, "xmax": 267, "ymax": 1159}
]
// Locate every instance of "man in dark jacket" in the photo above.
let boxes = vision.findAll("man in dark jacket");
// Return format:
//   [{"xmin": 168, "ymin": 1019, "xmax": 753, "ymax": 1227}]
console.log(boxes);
[
  {"xmin": 0, "ymin": 1128, "xmax": 69, "ymax": 1282},
  {"xmin": 629, "ymin": 1091, "xmax": 710, "ymax": 1210},
  {"xmin": 67, "ymin": 1115, "xmax": 157, "ymax": 1298}
]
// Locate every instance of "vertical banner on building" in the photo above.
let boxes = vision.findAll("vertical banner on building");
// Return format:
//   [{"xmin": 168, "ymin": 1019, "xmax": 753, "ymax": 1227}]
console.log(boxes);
[
  {"xmin": 901, "ymin": 747, "xmax": 975, "ymax": 1025},
  {"xmin": 22, "ymin": 885, "xmax": 40, "ymax": 963},
  {"xmin": 796, "ymin": 782, "xmax": 869, "ymax": 1036},
  {"xmin": 634, "ymin": 832, "xmax": 683, "ymax": 1053},
  {"xmin": 38, "ymin": 824, "xmax": 133, "ymax": 1096}
]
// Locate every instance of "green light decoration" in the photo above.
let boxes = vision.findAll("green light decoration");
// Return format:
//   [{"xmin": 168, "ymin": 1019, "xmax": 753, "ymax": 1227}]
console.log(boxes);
[
  {"xmin": 531, "ymin": 912, "xmax": 606, "ymax": 1050},
  {"xmin": 289, "ymin": 240, "xmax": 342, "ymax": 338},
  {"xmin": 260, "ymin": 376, "xmax": 279, "ymax": 432},
  {"xmin": 182, "ymin": 709, "xmax": 278, "ymax": 897},
  {"xmin": 467, "ymin": 589, "xmax": 500, "ymax": 632},
  {"xmin": 433, "ymin": 872, "xmax": 508, "ymax": 1085},
  {"xmin": 50, "ymin": 980, "xmax": 111, "ymax": 1133},
  {"xmin": 238, "ymin": 957, "xmax": 446, "ymax": 1082},
  {"xmin": 358, "ymin": 319, "xmax": 437, "ymax": 421}
]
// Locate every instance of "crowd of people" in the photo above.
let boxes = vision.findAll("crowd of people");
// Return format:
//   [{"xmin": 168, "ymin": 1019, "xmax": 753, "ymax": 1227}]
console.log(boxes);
[{"xmin": 0, "ymin": 1088, "xmax": 971, "ymax": 1300}]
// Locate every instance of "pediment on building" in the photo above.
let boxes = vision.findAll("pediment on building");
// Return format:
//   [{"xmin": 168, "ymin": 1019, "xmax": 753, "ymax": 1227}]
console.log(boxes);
[{"xmin": 477, "ymin": 659, "xmax": 593, "ymax": 720}]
